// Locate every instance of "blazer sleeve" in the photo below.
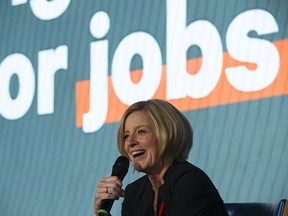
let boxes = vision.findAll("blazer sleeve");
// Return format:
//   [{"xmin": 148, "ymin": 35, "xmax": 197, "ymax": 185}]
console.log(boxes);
[{"xmin": 121, "ymin": 185, "xmax": 135, "ymax": 216}]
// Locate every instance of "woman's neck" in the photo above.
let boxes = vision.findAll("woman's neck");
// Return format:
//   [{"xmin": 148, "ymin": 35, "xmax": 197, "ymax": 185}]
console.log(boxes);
[
  {"xmin": 148, "ymin": 164, "xmax": 169, "ymax": 190},
  {"xmin": 148, "ymin": 165, "xmax": 170, "ymax": 216}
]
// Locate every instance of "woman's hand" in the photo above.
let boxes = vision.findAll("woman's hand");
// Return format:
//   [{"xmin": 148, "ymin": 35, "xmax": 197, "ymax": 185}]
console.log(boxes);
[{"xmin": 94, "ymin": 176, "xmax": 125, "ymax": 215}]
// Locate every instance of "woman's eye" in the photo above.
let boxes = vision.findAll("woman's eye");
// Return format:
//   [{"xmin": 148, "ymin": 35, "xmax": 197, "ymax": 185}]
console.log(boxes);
[
  {"xmin": 137, "ymin": 130, "xmax": 146, "ymax": 136},
  {"xmin": 123, "ymin": 134, "xmax": 129, "ymax": 140}
]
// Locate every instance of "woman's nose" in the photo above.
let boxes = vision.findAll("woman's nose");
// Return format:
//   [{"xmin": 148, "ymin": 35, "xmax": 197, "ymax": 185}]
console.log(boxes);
[
  {"xmin": 127, "ymin": 133, "xmax": 138, "ymax": 147},
  {"xmin": 128, "ymin": 142, "xmax": 137, "ymax": 148}
]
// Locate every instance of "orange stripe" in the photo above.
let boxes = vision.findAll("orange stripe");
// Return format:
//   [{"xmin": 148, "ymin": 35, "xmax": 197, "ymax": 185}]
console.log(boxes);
[{"xmin": 75, "ymin": 39, "xmax": 288, "ymax": 128}]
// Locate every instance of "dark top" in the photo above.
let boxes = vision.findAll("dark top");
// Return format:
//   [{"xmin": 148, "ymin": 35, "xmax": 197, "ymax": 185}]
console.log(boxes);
[{"xmin": 121, "ymin": 160, "xmax": 228, "ymax": 216}]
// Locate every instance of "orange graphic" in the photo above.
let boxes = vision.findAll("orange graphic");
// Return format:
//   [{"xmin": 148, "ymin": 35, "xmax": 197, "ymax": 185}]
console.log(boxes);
[{"xmin": 76, "ymin": 39, "xmax": 288, "ymax": 128}]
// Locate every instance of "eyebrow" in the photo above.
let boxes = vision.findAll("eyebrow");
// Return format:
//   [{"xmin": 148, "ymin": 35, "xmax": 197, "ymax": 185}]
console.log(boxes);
[{"xmin": 124, "ymin": 125, "xmax": 151, "ymax": 133}]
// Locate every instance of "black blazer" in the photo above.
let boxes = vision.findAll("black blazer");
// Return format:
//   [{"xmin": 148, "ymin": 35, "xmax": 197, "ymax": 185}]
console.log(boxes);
[{"xmin": 121, "ymin": 160, "xmax": 228, "ymax": 216}]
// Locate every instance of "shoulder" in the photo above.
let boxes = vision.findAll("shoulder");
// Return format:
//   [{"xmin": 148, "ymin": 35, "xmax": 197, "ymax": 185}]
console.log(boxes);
[
  {"xmin": 164, "ymin": 160, "xmax": 219, "ymax": 197},
  {"xmin": 162, "ymin": 161, "xmax": 228, "ymax": 215},
  {"xmin": 164, "ymin": 160, "xmax": 207, "ymax": 182},
  {"xmin": 125, "ymin": 175, "xmax": 152, "ymax": 201},
  {"xmin": 123, "ymin": 175, "xmax": 154, "ymax": 215},
  {"xmin": 125, "ymin": 175, "xmax": 149, "ymax": 191}
]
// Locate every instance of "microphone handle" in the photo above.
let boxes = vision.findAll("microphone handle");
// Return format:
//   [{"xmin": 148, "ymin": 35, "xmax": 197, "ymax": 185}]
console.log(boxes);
[{"xmin": 98, "ymin": 209, "xmax": 111, "ymax": 216}]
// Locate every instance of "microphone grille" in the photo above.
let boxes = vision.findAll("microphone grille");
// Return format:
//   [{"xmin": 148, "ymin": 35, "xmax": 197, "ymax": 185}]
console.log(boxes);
[
  {"xmin": 115, "ymin": 155, "xmax": 129, "ymax": 168},
  {"xmin": 112, "ymin": 156, "xmax": 129, "ymax": 180}
]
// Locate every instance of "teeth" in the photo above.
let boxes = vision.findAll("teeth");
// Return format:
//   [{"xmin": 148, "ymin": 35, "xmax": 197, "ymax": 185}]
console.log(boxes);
[{"xmin": 131, "ymin": 150, "xmax": 145, "ymax": 156}]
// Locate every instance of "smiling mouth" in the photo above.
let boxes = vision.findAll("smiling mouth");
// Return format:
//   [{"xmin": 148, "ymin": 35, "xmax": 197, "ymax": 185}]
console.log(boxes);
[{"xmin": 131, "ymin": 150, "xmax": 146, "ymax": 158}]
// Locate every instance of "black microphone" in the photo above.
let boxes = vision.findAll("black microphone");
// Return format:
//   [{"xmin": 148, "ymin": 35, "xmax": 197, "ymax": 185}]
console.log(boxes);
[{"xmin": 98, "ymin": 156, "xmax": 129, "ymax": 216}]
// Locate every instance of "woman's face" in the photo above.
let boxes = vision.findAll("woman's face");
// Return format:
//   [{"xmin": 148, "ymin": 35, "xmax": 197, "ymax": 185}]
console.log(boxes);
[{"xmin": 123, "ymin": 110, "xmax": 159, "ymax": 174}]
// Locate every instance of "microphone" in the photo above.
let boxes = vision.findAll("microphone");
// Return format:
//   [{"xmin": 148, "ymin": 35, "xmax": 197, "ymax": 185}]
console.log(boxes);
[{"xmin": 98, "ymin": 156, "xmax": 129, "ymax": 216}]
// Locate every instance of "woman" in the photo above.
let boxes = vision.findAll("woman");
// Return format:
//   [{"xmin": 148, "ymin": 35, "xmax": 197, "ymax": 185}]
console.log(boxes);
[{"xmin": 94, "ymin": 99, "xmax": 228, "ymax": 216}]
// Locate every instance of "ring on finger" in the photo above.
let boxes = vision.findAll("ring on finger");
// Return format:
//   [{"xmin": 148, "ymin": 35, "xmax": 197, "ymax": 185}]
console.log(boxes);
[{"xmin": 105, "ymin": 186, "xmax": 108, "ymax": 193}]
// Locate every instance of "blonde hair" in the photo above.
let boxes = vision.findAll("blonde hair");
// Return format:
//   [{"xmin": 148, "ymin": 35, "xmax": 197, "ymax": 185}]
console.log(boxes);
[{"xmin": 117, "ymin": 99, "xmax": 193, "ymax": 167}]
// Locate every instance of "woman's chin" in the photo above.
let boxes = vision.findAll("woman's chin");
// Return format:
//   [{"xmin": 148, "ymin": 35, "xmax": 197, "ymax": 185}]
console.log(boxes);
[
  {"xmin": 134, "ymin": 162, "xmax": 149, "ymax": 173},
  {"xmin": 134, "ymin": 162, "xmax": 143, "ymax": 171}
]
